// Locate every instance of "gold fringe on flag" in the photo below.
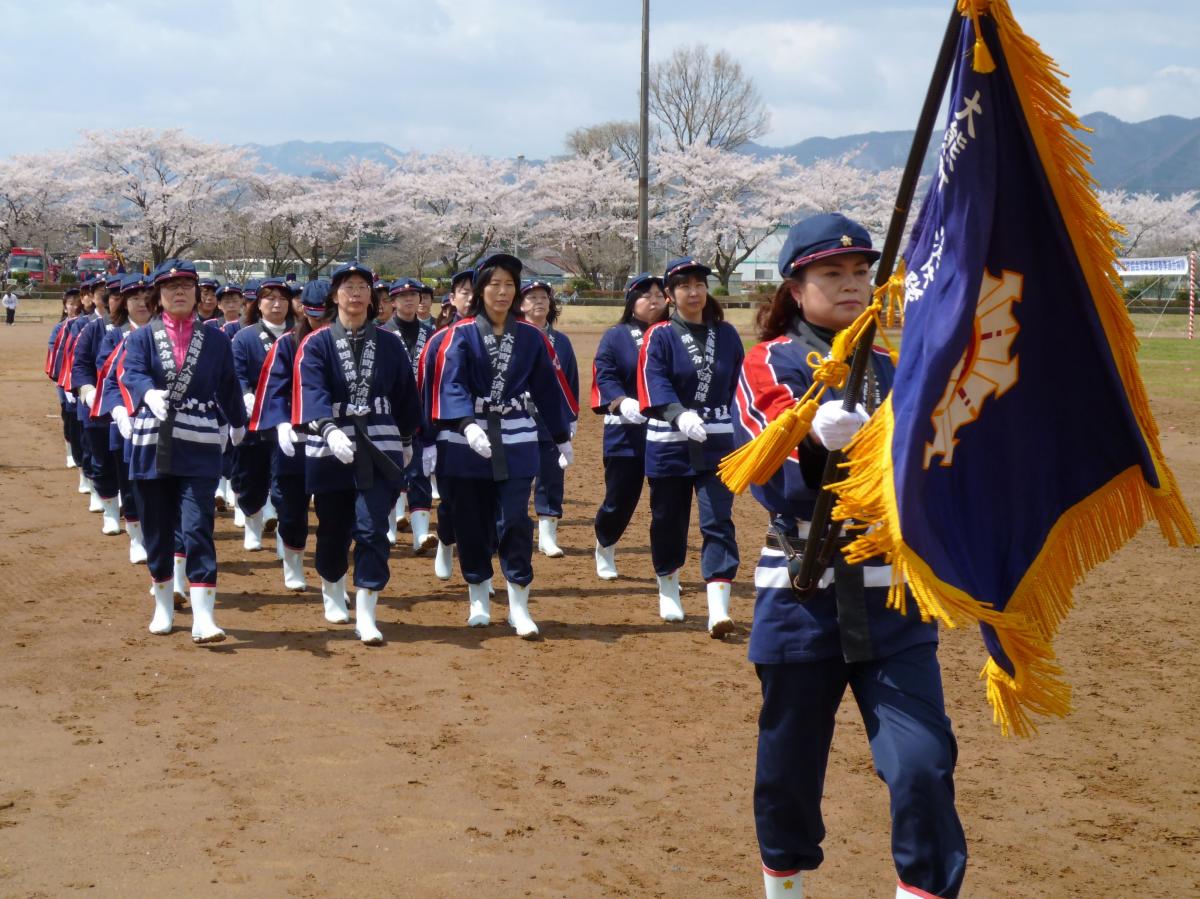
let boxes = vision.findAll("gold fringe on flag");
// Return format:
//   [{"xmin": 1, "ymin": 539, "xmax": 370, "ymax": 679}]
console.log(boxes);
[{"xmin": 831, "ymin": 0, "xmax": 1198, "ymax": 736}]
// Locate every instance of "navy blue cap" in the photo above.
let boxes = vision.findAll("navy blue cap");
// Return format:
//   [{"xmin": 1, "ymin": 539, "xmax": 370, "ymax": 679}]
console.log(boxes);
[
  {"xmin": 388, "ymin": 278, "xmax": 422, "ymax": 296},
  {"xmin": 104, "ymin": 274, "xmax": 123, "ymax": 291},
  {"xmin": 288, "ymin": 280, "xmax": 303, "ymax": 297},
  {"xmin": 216, "ymin": 283, "xmax": 243, "ymax": 298},
  {"xmin": 64, "ymin": 286, "xmax": 80, "ymax": 297},
  {"xmin": 242, "ymin": 278, "xmax": 262, "ymax": 299},
  {"xmin": 120, "ymin": 273, "xmax": 150, "ymax": 293},
  {"xmin": 473, "ymin": 254, "xmax": 522, "ymax": 288},
  {"xmin": 300, "ymin": 279, "xmax": 332, "ymax": 313},
  {"xmin": 663, "ymin": 257, "xmax": 711, "ymax": 282},
  {"xmin": 80, "ymin": 273, "xmax": 102, "ymax": 290},
  {"xmin": 777, "ymin": 212, "xmax": 880, "ymax": 278},
  {"xmin": 330, "ymin": 261, "xmax": 375, "ymax": 290},
  {"xmin": 257, "ymin": 276, "xmax": 289, "ymax": 295},
  {"xmin": 151, "ymin": 258, "xmax": 199, "ymax": 286},
  {"xmin": 624, "ymin": 272, "xmax": 664, "ymax": 303},
  {"xmin": 198, "ymin": 278, "xmax": 220, "ymax": 290},
  {"xmin": 373, "ymin": 279, "xmax": 388, "ymax": 292},
  {"xmin": 441, "ymin": 293, "xmax": 452, "ymax": 306},
  {"xmin": 520, "ymin": 279, "xmax": 553, "ymax": 297},
  {"xmin": 416, "ymin": 280, "xmax": 433, "ymax": 296},
  {"xmin": 450, "ymin": 269, "xmax": 474, "ymax": 289}
]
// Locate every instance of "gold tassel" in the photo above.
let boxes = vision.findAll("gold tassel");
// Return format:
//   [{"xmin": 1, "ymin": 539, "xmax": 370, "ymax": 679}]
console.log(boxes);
[
  {"xmin": 960, "ymin": 0, "xmax": 997, "ymax": 74},
  {"xmin": 718, "ymin": 400, "xmax": 817, "ymax": 494}
]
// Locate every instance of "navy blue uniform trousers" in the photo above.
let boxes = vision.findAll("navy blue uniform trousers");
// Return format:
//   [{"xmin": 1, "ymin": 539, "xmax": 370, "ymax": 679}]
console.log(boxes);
[
  {"xmin": 232, "ymin": 441, "xmax": 272, "ymax": 515},
  {"xmin": 594, "ymin": 455, "xmax": 644, "ymax": 548},
  {"xmin": 647, "ymin": 471, "xmax": 738, "ymax": 581},
  {"xmin": 312, "ymin": 483, "xmax": 394, "ymax": 590},
  {"xmin": 453, "ymin": 476, "xmax": 534, "ymax": 586},
  {"xmin": 754, "ymin": 642, "xmax": 967, "ymax": 898},
  {"xmin": 139, "ymin": 476, "xmax": 219, "ymax": 586},
  {"xmin": 402, "ymin": 453, "xmax": 433, "ymax": 512},
  {"xmin": 435, "ymin": 474, "xmax": 456, "ymax": 545},
  {"xmin": 533, "ymin": 440, "xmax": 564, "ymax": 518},
  {"xmin": 84, "ymin": 425, "xmax": 119, "ymax": 499},
  {"xmin": 271, "ymin": 472, "xmax": 310, "ymax": 552}
]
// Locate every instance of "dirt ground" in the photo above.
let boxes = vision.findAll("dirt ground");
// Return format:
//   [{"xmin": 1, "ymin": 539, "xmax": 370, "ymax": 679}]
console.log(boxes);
[{"xmin": 1, "ymin": 320, "xmax": 1197, "ymax": 898}]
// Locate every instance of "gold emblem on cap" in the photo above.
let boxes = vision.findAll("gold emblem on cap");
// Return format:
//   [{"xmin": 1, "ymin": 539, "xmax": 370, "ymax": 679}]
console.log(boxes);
[
  {"xmin": 840, "ymin": 235, "xmax": 853, "ymax": 247},
  {"xmin": 169, "ymin": 267, "xmax": 177, "ymax": 274}
]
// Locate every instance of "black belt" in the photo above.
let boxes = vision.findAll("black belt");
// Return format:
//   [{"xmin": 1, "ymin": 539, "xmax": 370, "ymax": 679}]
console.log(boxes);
[{"xmin": 349, "ymin": 417, "xmax": 407, "ymax": 489}]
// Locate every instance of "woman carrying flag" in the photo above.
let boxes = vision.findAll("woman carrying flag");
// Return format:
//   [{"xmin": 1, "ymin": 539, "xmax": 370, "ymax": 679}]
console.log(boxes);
[
  {"xmin": 637, "ymin": 257, "xmax": 742, "ymax": 636},
  {"xmin": 519, "ymin": 279, "xmax": 579, "ymax": 558},
  {"xmin": 590, "ymin": 273, "xmax": 666, "ymax": 579},
  {"xmin": 117, "ymin": 259, "xmax": 248, "ymax": 644},
  {"xmin": 428, "ymin": 254, "xmax": 577, "ymax": 637},
  {"xmin": 733, "ymin": 213, "xmax": 965, "ymax": 899},
  {"xmin": 292, "ymin": 263, "xmax": 422, "ymax": 645}
]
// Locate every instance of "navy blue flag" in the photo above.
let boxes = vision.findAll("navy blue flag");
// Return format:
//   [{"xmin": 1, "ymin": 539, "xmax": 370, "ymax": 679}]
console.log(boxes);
[{"xmin": 833, "ymin": 1, "xmax": 1196, "ymax": 736}]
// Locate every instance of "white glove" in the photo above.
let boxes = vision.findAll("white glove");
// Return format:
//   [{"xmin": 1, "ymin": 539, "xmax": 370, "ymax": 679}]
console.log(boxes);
[
  {"xmin": 676, "ymin": 409, "xmax": 707, "ymax": 442},
  {"xmin": 112, "ymin": 404, "xmax": 132, "ymax": 440},
  {"xmin": 243, "ymin": 392, "xmax": 255, "ymax": 417},
  {"xmin": 810, "ymin": 401, "xmax": 869, "ymax": 450},
  {"xmin": 276, "ymin": 422, "xmax": 298, "ymax": 457},
  {"xmin": 569, "ymin": 420, "xmax": 578, "ymax": 439},
  {"xmin": 327, "ymin": 427, "xmax": 355, "ymax": 464},
  {"xmin": 229, "ymin": 425, "xmax": 246, "ymax": 447},
  {"xmin": 64, "ymin": 391, "xmax": 77, "ymax": 406},
  {"xmin": 463, "ymin": 422, "xmax": 492, "ymax": 459},
  {"xmin": 79, "ymin": 384, "xmax": 97, "ymax": 407},
  {"xmin": 402, "ymin": 440, "xmax": 414, "ymax": 467},
  {"xmin": 422, "ymin": 444, "xmax": 437, "ymax": 477},
  {"xmin": 144, "ymin": 389, "xmax": 168, "ymax": 421},
  {"xmin": 557, "ymin": 440, "xmax": 573, "ymax": 469},
  {"xmin": 617, "ymin": 397, "xmax": 646, "ymax": 425}
]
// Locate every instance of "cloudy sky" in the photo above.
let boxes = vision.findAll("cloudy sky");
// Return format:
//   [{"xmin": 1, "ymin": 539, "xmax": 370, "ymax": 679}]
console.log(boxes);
[{"xmin": 5, "ymin": 0, "xmax": 1198, "ymax": 159}]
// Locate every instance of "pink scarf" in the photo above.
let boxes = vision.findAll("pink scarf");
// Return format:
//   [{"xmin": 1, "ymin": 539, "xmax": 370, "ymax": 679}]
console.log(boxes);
[{"xmin": 162, "ymin": 313, "xmax": 195, "ymax": 370}]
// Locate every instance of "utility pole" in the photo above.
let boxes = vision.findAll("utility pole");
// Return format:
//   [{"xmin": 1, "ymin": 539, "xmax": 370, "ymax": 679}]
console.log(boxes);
[{"xmin": 637, "ymin": 0, "xmax": 650, "ymax": 274}]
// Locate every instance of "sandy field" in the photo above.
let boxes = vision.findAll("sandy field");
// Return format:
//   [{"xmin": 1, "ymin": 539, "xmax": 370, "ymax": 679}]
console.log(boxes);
[{"xmin": 0, "ymin": 319, "xmax": 1197, "ymax": 897}]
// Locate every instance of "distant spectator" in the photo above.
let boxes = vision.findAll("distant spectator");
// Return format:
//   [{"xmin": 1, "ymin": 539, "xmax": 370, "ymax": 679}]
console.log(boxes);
[{"xmin": 2, "ymin": 288, "xmax": 17, "ymax": 325}]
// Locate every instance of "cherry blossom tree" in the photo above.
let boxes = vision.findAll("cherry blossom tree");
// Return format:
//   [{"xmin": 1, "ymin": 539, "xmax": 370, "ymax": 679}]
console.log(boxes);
[
  {"xmin": 0, "ymin": 151, "xmax": 76, "ymax": 254},
  {"xmin": 71, "ymin": 129, "xmax": 254, "ymax": 265},
  {"xmin": 1100, "ymin": 190, "xmax": 1200, "ymax": 255}
]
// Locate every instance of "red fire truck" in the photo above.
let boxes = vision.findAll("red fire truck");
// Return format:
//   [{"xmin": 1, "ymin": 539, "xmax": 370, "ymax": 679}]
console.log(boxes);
[{"xmin": 5, "ymin": 247, "xmax": 51, "ymax": 282}]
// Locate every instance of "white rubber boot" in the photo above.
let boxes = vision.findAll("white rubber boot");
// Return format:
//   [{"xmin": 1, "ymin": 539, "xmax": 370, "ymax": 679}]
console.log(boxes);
[
  {"xmin": 467, "ymin": 581, "xmax": 491, "ymax": 627},
  {"xmin": 486, "ymin": 578, "xmax": 496, "ymax": 595},
  {"xmin": 275, "ymin": 532, "xmax": 285, "ymax": 560},
  {"xmin": 127, "ymin": 521, "xmax": 148, "ymax": 564},
  {"xmin": 282, "ymin": 547, "xmax": 307, "ymax": 591},
  {"xmin": 77, "ymin": 471, "xmax": 90, "ymax": 494},
  {"xmin": 243, "ymin": 509, "xmax": 264, "ymax": 551},
  {"xmin": 505, "ymin": 582, "xmax": 539, "ymax": 639},
  {"xmin": 354, "ymin": 587, "xmax": 384, "ymax": 645},
  {"xmin": 223, "ymin": 479, "xmax": 237, "ymax": 510},
  {"xmin": 538, "ymin": 518, "xmax": 564, "ymax": 558},
  {"xmin": 66, "ymin": 441, "xmax": 77, "ymax": 469},
  {"xmin": 321, "ymin": 577, "xmax": 350, "ymax": 624},
  {"xmin": 233, "ymin": 501, "xmax": 246, "ymax": 528},
  {"xmin": 595, "ymin": 541, "xmax": 618, "ymax": 580},
  {"xmin": 395, "ymin": 492, "xmax": 409, "ymax": 532},
  {"xmin": 214, "ymin": 477, "xmax": 228, "ymax": 511},
  {"xmin": 433, "ymin": 540, "xmax": 454, "ymax": 580},
  {"xmin": 88, "ymin": 485, "xmax": 103, "ymax": 513},
  {"xmin": 896, "ymin": 883, "xmax": 930, "ymax": 898},
  {"xmin": 430, "ymin": 475, "xmax": 440, "ymax": 501},
  {"xmin": 386, "ymin": 506, "xmax": 398, "ymax": 545},
  {"xmin": 706, "ymin": 580, "xmax": 735, "ymax": 638},
  {"xmin": 763, "ymin": 868, "xmax": 803, "ymax": 898},
  {"xmin": 263, "ymin": 497, "xmax": 278, "ymax": 529},
  {"xmin": 148, "ymin": 580, "xmax": 174, "ymax": 635},
  {"xmin": 189, "ymin": 585, "xmax": 226, "ymax": 644},
  {"xmin": 100, "ymin": 496, "xmax": 122, "ymax": 535},
  {"xmin": 411, "ymin": 510, "xmax": 437, "ymax": 555},
  {"xmin": 657, "ymin": 570, "xmax": 684, "ymax": 622},
  {"xmin": 172, "ymin": 555, "xmax": 189, "ymax": 604}
]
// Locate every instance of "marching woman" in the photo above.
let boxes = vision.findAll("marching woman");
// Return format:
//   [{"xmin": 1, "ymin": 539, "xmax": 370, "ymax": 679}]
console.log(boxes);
[
  {"xmin": 434, "ymin": 268, "xmax": 473, "ymax": 330},
  {"xmin": 383, "ymin": 278, "xmax": 437, "ymax": 553},
  {"xmin": 58, "ymin": 277, "xmax": 105, "ymax": 509},
  {"xmin": 637, "ymin": 256, "xmax": 742, "ymax": 636},
  {"xmin": 416, "ymin": 281, "xmax": 435, "ymax": 326},
  {"xmin": 117, "ymin": 259, "xmax": 248, "ymax": 643},
  {"xmin": 429, "ymin": 254, "xmax": 577, "ymax": 637},
  {"xmin": 733, "ymin": 214, "xmax": 966, "ymax": 899},
  {"xmin": 94, "ymin": 273, "xmax": 154, "ymax": 564},
  {"xmin": 47, "ymin": 287, "xmax": 83, "ymax": 472},
  {"xmin": 248, "ymin": 279, "xmax": 330, "ymax": 593},
  {"xmin": 197, "ymin": 278, "xmax": 221, "ymax": 322},
  {"xmin": 519, "ymin": 279, "xmax": 579, "ymax": 558},
  {"xmin": 71, "ymin": 274, "xmax": 125, "ymax": 535},
  {"xmin": 292, "ymin": 263, "xmax": 421, "ymax": 644},
  {"xmin": 211, "ymin": 282, "xmax": 244, "ymax": 512},
  {"xmin": 590, "ymin": 273, "xmax": 667, "ymax": 578},
  {"xmin": 231, "ymin": 276, "xmax": 294, "ymax": 551},
  {"xmin": 420, "ymin": 315, "xmax": 458, "ymax": 581}
]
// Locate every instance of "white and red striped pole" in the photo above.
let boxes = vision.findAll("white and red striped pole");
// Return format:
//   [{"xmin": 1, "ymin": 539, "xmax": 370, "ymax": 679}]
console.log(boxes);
[{"xmin": 1189, "ymin": 250, "xmax": 1195, "ymax": 340}]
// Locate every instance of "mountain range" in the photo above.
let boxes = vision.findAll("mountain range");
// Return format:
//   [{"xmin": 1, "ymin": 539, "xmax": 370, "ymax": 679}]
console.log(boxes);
[{"xmin": 244, "ymin": 112, "xmax": 1200, "ymax": 195}]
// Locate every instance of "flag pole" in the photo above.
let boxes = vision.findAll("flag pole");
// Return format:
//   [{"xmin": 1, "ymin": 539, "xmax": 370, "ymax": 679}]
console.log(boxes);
[{"xmin": 793, "ymin": 3, "xmax": 964, "ymax": 594}]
